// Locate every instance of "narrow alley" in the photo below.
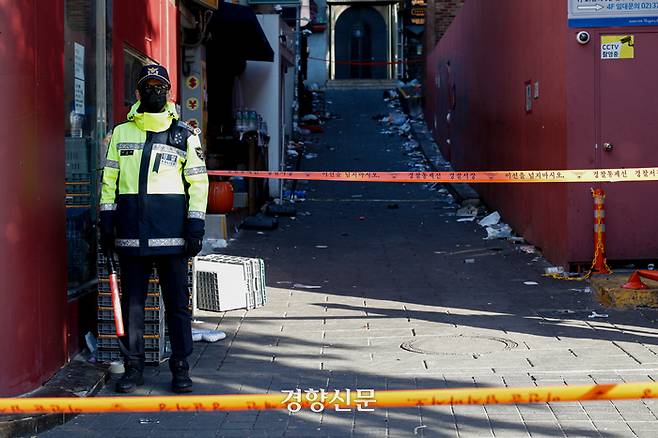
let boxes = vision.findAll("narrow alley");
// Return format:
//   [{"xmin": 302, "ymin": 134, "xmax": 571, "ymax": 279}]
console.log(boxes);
[{"xmin": 42, "ymin": 90, "xmax": 658, "ymax": 437}]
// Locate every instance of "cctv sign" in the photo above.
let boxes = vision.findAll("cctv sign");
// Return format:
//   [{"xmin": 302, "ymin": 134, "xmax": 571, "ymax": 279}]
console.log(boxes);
[
  {"xmin": 601, "ymin": 35, "xmax": 635, "ymax": 59},
  {"xmin": 568, "ymin": 0, "xmax": 658, "ymax": 27}
]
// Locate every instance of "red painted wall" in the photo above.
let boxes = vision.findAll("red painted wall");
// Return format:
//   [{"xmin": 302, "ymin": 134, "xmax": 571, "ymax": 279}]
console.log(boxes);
[
  {"xmin": 0, "ymin": 0, "xmax": 67, "ymax": 396},
  {"xmin": 426, "ymin": 1, "xmax": 658, "ymax": 266},
  {"xmin": 425, "ymin": 0, "xmax": 569, "ymax": 265},
  {"xmin": 112, "ymin": 0, "xmax": 179, "ymax": 123}
]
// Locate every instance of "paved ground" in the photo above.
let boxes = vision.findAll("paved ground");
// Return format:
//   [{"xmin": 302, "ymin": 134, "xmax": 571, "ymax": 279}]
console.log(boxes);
[{"xmin": 42, "ymin": 90, "xmax": 658, "ymax": 437}]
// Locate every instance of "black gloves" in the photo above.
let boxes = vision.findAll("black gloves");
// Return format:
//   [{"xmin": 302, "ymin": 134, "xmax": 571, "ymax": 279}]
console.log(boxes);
[
  {"xmin": 99, "ymin": 211, "xmax": 115, "ymax": 255},
  {"xmin": 185, "ymin": 217, "xmax": 205, "ymax": 257},
  {"xmin": 100, "ymin": 230, "xmax": 115, "ymax": 255},
  {"xmin": 185, "ymin": 238, "xmax": 203, "ymax": 257}
]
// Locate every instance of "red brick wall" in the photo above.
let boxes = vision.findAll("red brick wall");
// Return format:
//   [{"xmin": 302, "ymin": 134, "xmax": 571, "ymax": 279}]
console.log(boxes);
[{"xmin": 425, "ymin": 0, "xmax": 465, "ymax": 50}]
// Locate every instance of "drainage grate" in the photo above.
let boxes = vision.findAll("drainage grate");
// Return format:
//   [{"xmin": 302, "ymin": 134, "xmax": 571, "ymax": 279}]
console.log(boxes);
[{"xmin": 400, "ymin": 335, "xmax": 518, "ymax": 357}]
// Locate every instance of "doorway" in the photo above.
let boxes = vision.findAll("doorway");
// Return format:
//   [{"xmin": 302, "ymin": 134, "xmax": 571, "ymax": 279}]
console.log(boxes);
[
  {"xmin": 335, "ymin": 6, "xmax": 387, "ymax": 79},
  {"xmin": 596, "ymin": 31, "xmax": 658, "ymax": 260}
]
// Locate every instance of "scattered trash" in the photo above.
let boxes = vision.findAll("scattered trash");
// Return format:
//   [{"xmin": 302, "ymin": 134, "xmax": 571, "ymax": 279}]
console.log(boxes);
[
  {"xmin": 456, "ymin": 205, "xmax": 478, "ymax": 217},
  {"xmin": 508, "ymin": 236, "xmax": 525, "ymax": 243},
  {"xmin": 109, "ymin": 361, "xmax": 124, "ymax": 374},
  {"xmin": 315, "ymin": 245, "xmax": 328, "ymax": 249},
  {"xmin": 293, "ymin": 284, "xmax": 323, "ymax": 289},
  {"xmin": 266, "ymin": 203, "xmax": 297, "ymax": 217},
  {"xmin": 484, "ymin": 224, "xmax": 512, "ymax": 240},
  {"xmin": 464, "ymin": 258, "xmax": 476, "ymax": 264},
  {"xmin": 544, "ymin": 266, "xmax": 565, "ymax": 275},
  {"xmin": 519, "ymin": 245, "xmax": 536, "ymax": 254},
  {"xmin": 414, "ymin": 425, "xmax": 428, "ymax": 435},
  {"xmin": 241, "ymin": 214, "xmax": 279, "ymax": 230},
  {"xmin": 304, "ymin": 153, "xmax": 318, "ymax": 159},
  {"xmin": 301, "ymin": 114, "xmax": 319, "ymax": 122},
  {"xmin": 457, "ymin": 217, "xmax": 476, "ymax": 223},
  {"xmin": 478, "ymin": 211, "xmax": 501, "ymax": 227},
  {"xmin": 85, "ymin": 332, "xmax": 97, "ymax": 355},
  {"xmin": 139, "ymin": 419, "xmax": 160, "ymax": 425},
  {"xmin": 287, "ymin": 149, "xmax": 299, "ymax": 157},
  {"xmin": 588, "ymin": 311, "xmax": 609, "ymax": 319},
  {"xmin": 192, "ymin": 328, "xmax": 227, "ymax": 342},
  {"xmin": 524, "ymin": 281, "xmax": 539, "ymax": 286}
]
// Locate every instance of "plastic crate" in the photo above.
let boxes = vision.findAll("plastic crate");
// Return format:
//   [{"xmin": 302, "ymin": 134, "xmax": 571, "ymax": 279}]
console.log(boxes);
[
  {"xmin": 96, "ymin": 347, "xmax": 164, "ymax": 364},
  {"xmin": 98, "ymin": 319, "xmax": 164, "ymax": 336},
  {"xmin": 98, "ymin": 306, "xmax": 163, "ymax": 322},
  {"xmin": 192, "ymin": 254, "xmax": 266, "ymax": 313},
  {"xmin": 98, "ymin": 278, "xmax": 160, "ymax": 293},
  {"xmin": 96, "ymin": 348, "xmax": 121, "ymax": 363},
  {"xmin": 98, "ymin": 292, "xmax": 161, "ymax": 308},
  {"xmin": 97, "ymin": 335, "xmax": 164, "ymax": 351}
]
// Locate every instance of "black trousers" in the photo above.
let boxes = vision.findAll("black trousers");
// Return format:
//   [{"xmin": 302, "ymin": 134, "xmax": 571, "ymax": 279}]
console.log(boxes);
[{"xmin": 117, "ymin": 254, "xmax": 192, "ymax": 367}]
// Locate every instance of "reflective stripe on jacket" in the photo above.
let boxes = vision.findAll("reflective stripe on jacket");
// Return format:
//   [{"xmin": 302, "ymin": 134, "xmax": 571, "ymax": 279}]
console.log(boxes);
[{"xmin": 100, "ymin": 101, "xmax": 209, "ymax": 256}]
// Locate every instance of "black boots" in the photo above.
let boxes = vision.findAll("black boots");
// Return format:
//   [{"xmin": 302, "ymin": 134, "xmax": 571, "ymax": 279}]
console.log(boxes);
[
  {"xmin": 114, "ymin": 359, "xmax": 192, "ymax": 393},
  {"xmin": 115, "ymin": 363, "xmax": 144, "ymax": 393},
  {"xmin": 170, "ymin": 359, "xmax": 193, "ymax": 393}
]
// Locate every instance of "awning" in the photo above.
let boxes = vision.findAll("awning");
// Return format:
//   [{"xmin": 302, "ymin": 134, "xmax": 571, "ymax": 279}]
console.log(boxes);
[{"xmin": 206, "ymin": 3, "xmax": 274, "ymax": 62}]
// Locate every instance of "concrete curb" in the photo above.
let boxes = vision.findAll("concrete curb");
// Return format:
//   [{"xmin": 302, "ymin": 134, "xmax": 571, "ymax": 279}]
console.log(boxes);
[
  {"xmin": 0, "ymin": 360, "xmax": 109, "ymax": 437},
  {"xmin": 409, "ymin": 118, "xmax": 480, "ymax": 204}
]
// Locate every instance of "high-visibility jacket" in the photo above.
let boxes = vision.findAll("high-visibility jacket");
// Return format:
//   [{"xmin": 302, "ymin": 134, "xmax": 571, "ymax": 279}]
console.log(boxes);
[{"xmin": 100, "ymin": 101, "xmax": 209, "ymax": 256}]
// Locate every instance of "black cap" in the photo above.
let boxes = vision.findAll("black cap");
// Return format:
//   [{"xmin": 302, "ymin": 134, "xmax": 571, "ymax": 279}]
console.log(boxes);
[{"xmin": 137, "ymin": 64, "xmax": 171, "ymax": 88}]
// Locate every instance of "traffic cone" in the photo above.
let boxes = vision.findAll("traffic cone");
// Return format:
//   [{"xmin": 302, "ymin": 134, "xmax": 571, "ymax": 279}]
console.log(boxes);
[
  {"xmin": 591, "ymin": 189, "xmax": 611, "ymax": 275},
  {"xmin": 622, "ymin": 271, "xmax": 648, "ymax": 290},
  {"xmin": 638, "ymin": 270, "xmax": 658, "ymax": 282}
]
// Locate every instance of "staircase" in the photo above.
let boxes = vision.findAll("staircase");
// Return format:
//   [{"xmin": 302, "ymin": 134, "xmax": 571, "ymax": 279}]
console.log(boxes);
[{"xmin": 325, "ymin": 79, "xmax": 399, "ymax": 90}]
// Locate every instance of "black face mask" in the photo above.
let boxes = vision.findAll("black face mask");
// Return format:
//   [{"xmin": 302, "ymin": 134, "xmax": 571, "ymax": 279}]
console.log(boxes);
[{"xmin": 138, "ymin": 85, "xmax": 168, "ymax": 113}]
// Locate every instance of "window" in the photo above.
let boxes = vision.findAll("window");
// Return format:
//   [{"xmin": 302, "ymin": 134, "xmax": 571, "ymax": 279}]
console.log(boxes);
[{"xmin": 124, "ymin": 46, "xmax": 156, "ymax": 107}]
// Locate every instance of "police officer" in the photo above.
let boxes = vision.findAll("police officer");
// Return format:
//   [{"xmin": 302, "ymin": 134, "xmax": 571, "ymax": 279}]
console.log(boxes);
[{"xmin": 99, "ymin": 65, "xmax": 208, "ymax": 393}]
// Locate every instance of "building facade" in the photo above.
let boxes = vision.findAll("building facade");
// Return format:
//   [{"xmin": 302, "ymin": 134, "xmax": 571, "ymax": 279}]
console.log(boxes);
[
  {"xmin": 0, "ymin": 0, "xmax": 178, "ymax": 397},
  {"xmin": 327, "ymin": 0, "xmax": 399, "ymax": 80},
  {"xmin": 425, "ymin": 0, "xmax": 658, "ymax": 267}
]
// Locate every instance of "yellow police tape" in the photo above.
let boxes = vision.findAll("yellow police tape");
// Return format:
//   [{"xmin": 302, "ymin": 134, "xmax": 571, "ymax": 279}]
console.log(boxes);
[
  {"xmin": 1, "ymin": 382, "xmax": 656, "ymax": 414},
  {"xmin": 207, "ymin": 167, "xmax": 658, "ymax": 183}
]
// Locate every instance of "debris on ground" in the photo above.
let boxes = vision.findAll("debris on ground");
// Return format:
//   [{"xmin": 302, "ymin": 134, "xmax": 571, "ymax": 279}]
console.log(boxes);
[
  {"xmin": 484, "ymin": 223, "xmax": 513, "ymax": 240},
  {"xmin": 588, "ymin": 311, "xmax": 609, "ymax": 319},
  {"xmin": 519, "ymin": 245, "xmax": 536, "ymax": 254},
  {"xmin": 478, "ymin": 211, "xmax": 501, "ymax": 227},
  {"xmin": 456, "ymin": 205, "xmax": 479, "ymax": 217},
  {"xmin": 293, "ymin": 284, "xmax": 323, "ymax": 289}
]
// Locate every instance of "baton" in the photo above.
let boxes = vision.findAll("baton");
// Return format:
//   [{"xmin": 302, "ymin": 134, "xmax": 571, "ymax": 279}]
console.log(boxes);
[{"xmin": 107, "ymin": 255, "xmax": 125, "ymax": 337}]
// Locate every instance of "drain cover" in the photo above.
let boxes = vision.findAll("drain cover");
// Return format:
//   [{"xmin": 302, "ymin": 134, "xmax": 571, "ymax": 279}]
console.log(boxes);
[{"xmin": 400, "ymin": 335, "xmax": 518, "ymax": 357}]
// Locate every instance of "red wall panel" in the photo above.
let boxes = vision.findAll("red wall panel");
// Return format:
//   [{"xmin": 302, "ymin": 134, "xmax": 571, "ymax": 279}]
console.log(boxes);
[
  {"xmin": 425, "ymin": 0, "xmax": 570, "ymax": 265},
  {"xmin": 112, "ymin": 0, "xmax": 179, "ymax": 123},
  {"xmin": 0, "ymin": 0, "xmax": 67, "ymax": 396},
  {"xmin": 427, "ymin": 1, "xmax": 658, "ymax": 265}
]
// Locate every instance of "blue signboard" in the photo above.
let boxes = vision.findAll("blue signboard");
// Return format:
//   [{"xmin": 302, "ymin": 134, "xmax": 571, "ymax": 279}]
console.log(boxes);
[{"xmin": 568, "ymin": 0, "xmax": 658, "ymax": 28}]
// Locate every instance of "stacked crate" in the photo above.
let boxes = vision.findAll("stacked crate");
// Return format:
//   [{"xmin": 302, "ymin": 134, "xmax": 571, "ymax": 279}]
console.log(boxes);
[
  {"xmin": 193, "ymin": 254, "xmax": 266, "ymax": 313},
  {"xmin": 96, "ymin": 251, "xmax": 166, "ymax": 364}
]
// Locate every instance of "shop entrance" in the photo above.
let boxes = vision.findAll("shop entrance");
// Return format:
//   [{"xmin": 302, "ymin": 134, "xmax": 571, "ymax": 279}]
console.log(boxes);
[
  {"xmin": 335, "ymin": 6, "xmax": 387, "ymax": 79},
  {"xmin": 596, "ymin": 31, "xmax": 658, "ymax": 260}
]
